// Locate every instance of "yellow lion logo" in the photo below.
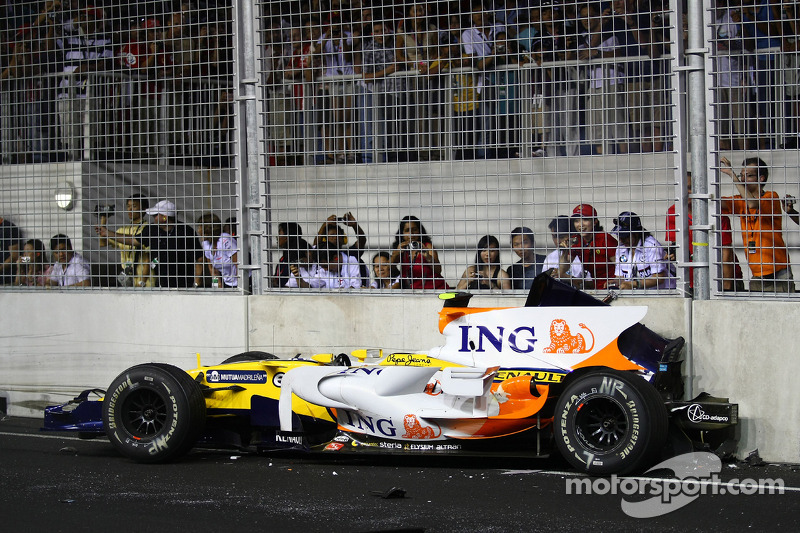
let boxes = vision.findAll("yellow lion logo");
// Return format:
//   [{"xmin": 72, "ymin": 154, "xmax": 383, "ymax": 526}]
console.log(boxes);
[
  {"xmin": 542, "ymin": 319, "xmax": 594, "ymax": 354},
  {"xmin": 401, "ymin": 414, "xmax": 441, "ymax": 439}
]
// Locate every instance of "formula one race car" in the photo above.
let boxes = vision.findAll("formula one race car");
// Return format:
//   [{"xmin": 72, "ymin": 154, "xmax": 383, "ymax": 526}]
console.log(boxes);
[{"xmin": 43, "ymin": 275, "xmax": 738, "ymax": 475}]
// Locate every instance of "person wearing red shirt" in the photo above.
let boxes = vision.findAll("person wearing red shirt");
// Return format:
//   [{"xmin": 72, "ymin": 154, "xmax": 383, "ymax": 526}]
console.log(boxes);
[
  {"xmin": 570, "ymin": 204, "xmax": 617, "ymax": 290},
  {"xmin": 666, "ymin": 172, "xmax": 743, "ymax": 292}
]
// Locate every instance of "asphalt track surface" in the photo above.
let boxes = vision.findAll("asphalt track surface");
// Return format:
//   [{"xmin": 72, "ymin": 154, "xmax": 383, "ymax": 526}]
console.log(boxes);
[{"xmin": 2, "ymin": 416, "xmax": 799, "ymax": 533}]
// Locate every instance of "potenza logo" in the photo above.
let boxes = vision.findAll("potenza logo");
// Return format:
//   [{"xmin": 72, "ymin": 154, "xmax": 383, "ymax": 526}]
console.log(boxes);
[
  {"xmin": 206, "ymin": 370, "xmax": 268, "ymax": 384},
  {"xmin": 566, "ymin": 452, "xmax": 784, "ymax": 518}
]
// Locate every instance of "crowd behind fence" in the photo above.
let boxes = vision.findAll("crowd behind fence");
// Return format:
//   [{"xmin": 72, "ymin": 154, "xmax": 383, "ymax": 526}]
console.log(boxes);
[{"xmin": 1, "ymin": 1, "xmax": 800, "ymax": 297}]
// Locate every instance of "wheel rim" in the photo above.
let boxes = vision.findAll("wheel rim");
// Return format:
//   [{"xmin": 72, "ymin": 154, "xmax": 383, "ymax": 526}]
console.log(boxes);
[
  {"xmin": 574, "ymin": 396, "xmax": 629, "ymax": 452},
  {"xmin": 121, "ymin": 388, "xmax": 169, "ymax": 438}
]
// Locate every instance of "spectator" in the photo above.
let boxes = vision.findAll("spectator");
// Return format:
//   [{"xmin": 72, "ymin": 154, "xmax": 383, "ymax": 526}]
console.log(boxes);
[
  {"xmin": 720, "ymin": 156, "xmax": 798, "ymax": 292},
  {"xmin": 286, "ymin": 241, "xmax": 362, "ymax": 288},
  {"xmin": 141, "ymin": 200, "xmax": 201, "ymax": 288},
  {"xmin": 618, "ymin": 0, "xmax": 665, "ymax": 153},
  {"xmin": 55, "ymin": 6, "xmax": 114, "ymax": 159},
  {"xmin": 741, "ymin": 1, "xmax": 784, "ymax": 150},
  {"xmin": 389, "ymin": 215, "xmax": 449, "ymax": 290},
  {"xmin": 100, "ymin": 200, "xmax": 200, "ymax": 288},
  {"xmin": 370, "ymin": 251, "xmax": 400, "ymax": 289},
  {"xmin": 273, "ymin": 222, "xmax": 308, "ymax": 288},
  {"xmin": 395, "ymin": 4, "xmax": 443, "ymax": 161},
  {"xmin": 95, "ymin": 194, "xmax": 153, "ymax": 288},
  {"xmin": 609, "ymin": 212, "xmax": 675, "ymax": 290},
  {"xmin": 44, "ymin": 234, "xmax": 91, "ymax": 287},
  {"xmin": 163, "ymin": 2, "xmax": 202, "ymax": 78},
  {"xmin": 314, "ymin": 212, "xmax": 368, "ymax": 282},
  {"xmin": 493, "ymin": 0, "xmax": 523, "ymax": 37},
  {"xmin": 570, "ymin": 204, "xmax": 618, "ymax": 290},
  {"xmin": 780, "ymin": 1, "xmax": 799, "ymax": 147},
  {"xmin": 506, "ymin": 226, "xmax": 545, "ymax": 290},
  {"xmin": 577, "ymin": 2, "xmax": 629, "ymax": 155},
  {"xmin": 263, "ymin": 20, "xmax": 293, "ymax": 162},
  {"xmin": 355, "ymin": 20, "xmax": 405, "ymax": 163},
  {"xmin": 443, "ymin": 13, "xmax": 466, "ymax": 48},
  {"xmin": 223, "ymin": 217, "xmax": 238, "ymax": 237},
  {"xmin": 515, "ymin": 5, "xmax": 541, "ymax": 53},
  {"xmin": 396, "ymin": 5, "xmax": 440, "ymax": 74},
  {"xmin": 284, "ymin": 23, "xmax": 320, "ymax": 163},
  {"xmin": 0, "ymin": 216, "xmax": 22, "ymax": 284},
  {"xmin": 14, "ymin": 238, "xmax": 48, "ymax": 287},
  {"xmin": 1, "ymin": 20, "xmax": 58, "ymax": 163},
  {"xmin": 543, "ymin": 216, "xmax": 592, "ymax": 288},
  {"xmin": 281, "ymin": 236, "xmax": 313, "ymax": 288},
  {"xmin": 320, "ymin": 17, "xmax": 356, "ymax": 163},
  {"xmin": 195, "ymin": 213, "xmax": 238, "ymax": 288},
  {"xmin": 491, "ymin": 30, "xmax": 527, "ymax": 158},
  {"xmin": 532, "ymin": 1, "xmax": 582, "ymax": 157},
  {"xmin": 448, "ymin": 16, "xmax": 481, "ymax": 160},
  {"xmin": 666, "ymin": 171, "xmax": 744, "ymax": 292},
  {"xmin": 456, "ymin": 234, "xmax": 511, "ymax": 290},
  {"xmin": 461, "ymin": 0, "xmax": 505, "ymax": 158},
  {"xmin": 713, "ymin": 0, "xmax": 748, "ymax": 151},
  {"xmin": 117, "ymin": 18, "xmax": 163, "ymax": 157}
]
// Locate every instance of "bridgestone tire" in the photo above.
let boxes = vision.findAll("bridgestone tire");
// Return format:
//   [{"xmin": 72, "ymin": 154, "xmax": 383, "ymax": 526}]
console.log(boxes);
[
  {"xmin": 219, "ymin": 351, "xmax": 278, "ymax": 364},
  {"xmin": 103, "ymin": 363, "xmax": 206, "ymax": 463},
  {"xmin": 554, "ymin": 369, "xmax": 668, "ymax": 476}
]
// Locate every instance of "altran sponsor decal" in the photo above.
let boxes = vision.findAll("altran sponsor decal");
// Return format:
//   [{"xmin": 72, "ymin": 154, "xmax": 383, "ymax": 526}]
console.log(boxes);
[{"xmin": 206, "ymin": 370, "xmax": 268, "ymax": 384}]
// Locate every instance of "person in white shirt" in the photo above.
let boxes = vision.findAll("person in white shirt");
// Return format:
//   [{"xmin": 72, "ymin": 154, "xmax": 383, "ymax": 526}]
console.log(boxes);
[
  {"xmin": 461, "ymin": 1, "xmax": 506, "ymax": 158},
  {"xmin": 287, "ymin": 242, "xmax": 362, "ymax": 289},
  {"xmin": 45, "ymin": 234, "xmax": 91, "ymax": 287},
  {"xmin": 543, "ymin": 216, "xmax": 592, "ymax": 289},
  {"xmin": 610, "ymin": 212, "xmax": 675, "ymax": 290},
  {"xmin": 195, "ymin": 213, "xmax": 238, "ymax": 288}
]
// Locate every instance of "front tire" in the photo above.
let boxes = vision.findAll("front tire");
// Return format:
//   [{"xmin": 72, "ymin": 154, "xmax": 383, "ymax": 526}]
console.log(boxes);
[
  {"xmin": 103, "ymin": 363, "xmax": 206, "ymax": 463},
  {"xmin": 554, "ymin": 369, "xmax": 668, "ymax": 475}
]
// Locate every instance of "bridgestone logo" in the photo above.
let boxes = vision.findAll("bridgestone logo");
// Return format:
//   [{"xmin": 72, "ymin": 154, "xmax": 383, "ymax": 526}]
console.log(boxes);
[{"xmin": 106, "ymin": 375, "xmax": 134, "ymax": 431}]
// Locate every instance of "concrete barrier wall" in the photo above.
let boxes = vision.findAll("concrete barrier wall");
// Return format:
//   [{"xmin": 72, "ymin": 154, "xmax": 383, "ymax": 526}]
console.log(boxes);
[
  {"xmin": 0, "ymin": 291, "xmax": 795, "ymax": 463},
  {"xmin": 691, "ymin": 300, "xmax": 800, "ymax": 464},
  {"xmin": 0, "ymin": 292, "xmax": 248, "ymax": 415}
]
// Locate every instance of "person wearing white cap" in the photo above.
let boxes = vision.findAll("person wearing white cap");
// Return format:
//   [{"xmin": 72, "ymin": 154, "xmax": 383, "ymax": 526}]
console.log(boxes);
[{"xmin": 96, "ymin": 199, "xmax": 200, "ymax": 288}]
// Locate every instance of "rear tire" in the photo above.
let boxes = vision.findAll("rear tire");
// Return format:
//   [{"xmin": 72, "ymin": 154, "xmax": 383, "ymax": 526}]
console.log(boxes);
[
  {"xmin": 103, "ymin": 363, "xmax": 206, "ymax": 463},
  {"xmin": 219, "ymin": 351, "xmax": 278, "ymax": 364},
  {"xmin": 554, "ymin": 369, "xmax": 668, "ymax": 475}
]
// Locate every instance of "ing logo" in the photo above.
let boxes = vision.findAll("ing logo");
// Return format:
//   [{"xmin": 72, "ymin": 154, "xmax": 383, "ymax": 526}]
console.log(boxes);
[
  {"xmin": 401, "ymin": 414, "xmax": 441, "ymax": 439},
  {"xmin": 542, "ymin": 319, "xmax": 595, "ymax": 354}
]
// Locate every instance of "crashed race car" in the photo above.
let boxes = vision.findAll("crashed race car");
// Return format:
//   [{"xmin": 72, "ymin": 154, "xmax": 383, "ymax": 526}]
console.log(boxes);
[{"xmin": 43, "ymin": 274, "xmax": 738, "ymax": 475}]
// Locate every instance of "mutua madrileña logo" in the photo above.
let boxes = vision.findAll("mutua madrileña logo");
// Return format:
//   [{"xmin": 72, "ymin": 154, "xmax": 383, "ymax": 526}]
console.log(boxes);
[{"xmin": 206, "ymin": 370, "xmax": 268, "ymax": 384}]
